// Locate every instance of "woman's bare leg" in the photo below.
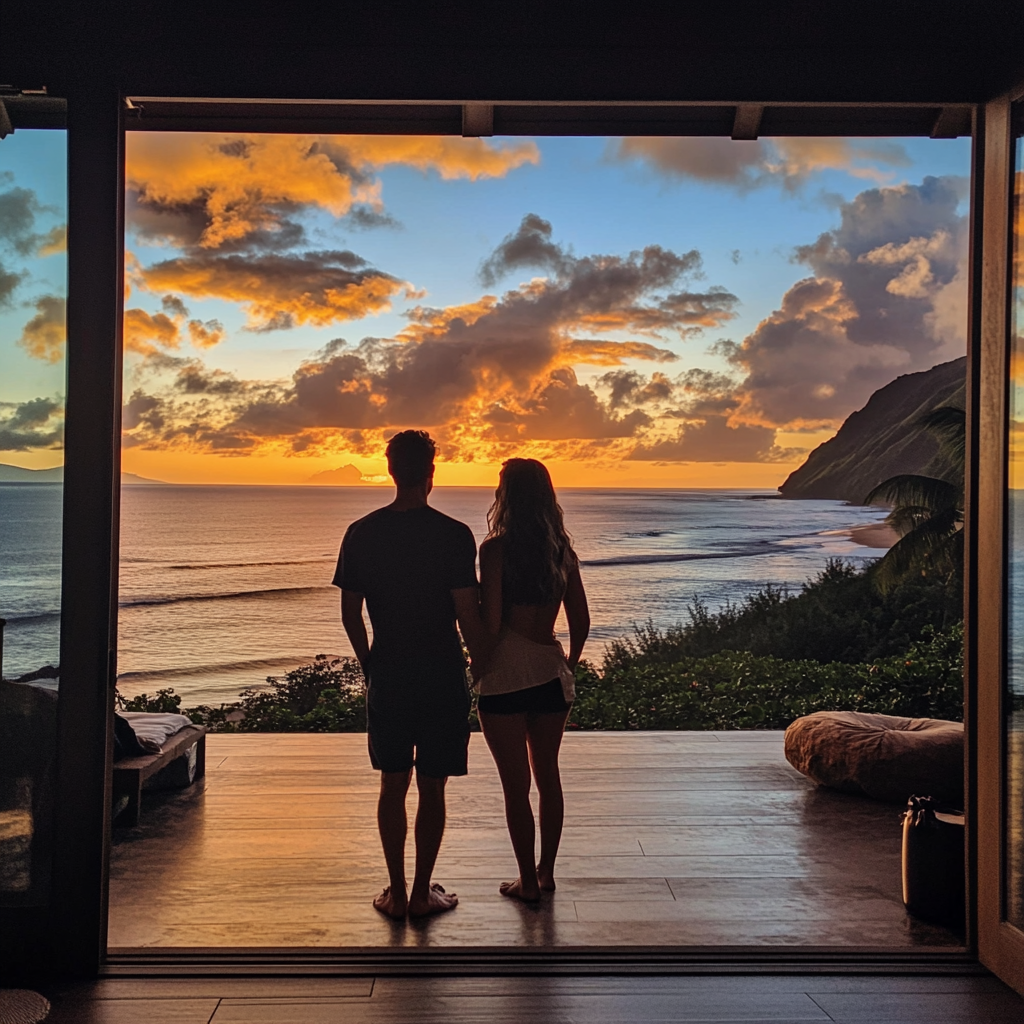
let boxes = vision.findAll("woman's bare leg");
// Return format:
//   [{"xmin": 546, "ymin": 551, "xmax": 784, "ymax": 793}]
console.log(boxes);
[
  {"xmin": 526, "ymin": 709, "xmax": 570, "ymax": 892},
  {"xmin": 479, "ymin": 710, "xmax": 541, "ymax": 901}
]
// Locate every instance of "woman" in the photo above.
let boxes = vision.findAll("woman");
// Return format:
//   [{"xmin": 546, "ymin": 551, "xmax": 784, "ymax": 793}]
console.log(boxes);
[{"xmin": 476, "ymin": 458, "xmax": 590, "ymax": 902}]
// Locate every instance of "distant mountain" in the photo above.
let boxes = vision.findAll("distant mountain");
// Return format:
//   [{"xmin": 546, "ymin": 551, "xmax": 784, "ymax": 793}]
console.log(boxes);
[
  {"xmin": 0, "ymin": 464, "xmax": 165, "ymax": 485},
  {"xmin": 306, "ymin": 463, "xmax": 366, "ymax": 486},
  {"xmin": 779, "ymin": 357, "xmax": 966, "ymax": 503},
  {"xmin": 0, "ymin": 464, "xmax": 63, "ymax": 482}
]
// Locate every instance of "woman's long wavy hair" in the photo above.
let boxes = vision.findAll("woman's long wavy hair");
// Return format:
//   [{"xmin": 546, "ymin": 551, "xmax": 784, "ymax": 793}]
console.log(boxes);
[{"xmin": 486, "ymin": 458, "xmax": 575, "ymax": 605}]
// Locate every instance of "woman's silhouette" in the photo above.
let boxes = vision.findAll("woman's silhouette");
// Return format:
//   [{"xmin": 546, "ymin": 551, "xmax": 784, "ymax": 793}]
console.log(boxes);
[{"xmin": 476, "ymin": 458, "xmax": 590, "ymax": 901}]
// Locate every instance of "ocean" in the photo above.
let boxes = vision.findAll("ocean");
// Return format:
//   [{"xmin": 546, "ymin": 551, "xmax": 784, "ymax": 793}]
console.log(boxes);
[{"xmin": 0, "ymin": 484, "xmax": 898, "ymax": 707}]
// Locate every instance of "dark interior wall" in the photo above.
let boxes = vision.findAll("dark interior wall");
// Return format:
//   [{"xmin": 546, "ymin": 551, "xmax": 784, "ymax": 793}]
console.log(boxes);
[
  {"xmin": 4, "ymin": 1, "xmax": 1024, "ymax": 103},
  {"xmin": 2, "ymin": 0, "xmax": 1023, "ymax": 982}
]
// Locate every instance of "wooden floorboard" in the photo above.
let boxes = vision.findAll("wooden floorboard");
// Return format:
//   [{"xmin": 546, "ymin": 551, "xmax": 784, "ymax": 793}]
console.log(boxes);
[
  {"xmin": 108, "ymin": 732, "xmax": 964, "ymax": 950},
  {"xmin": 38, "ymin": 974, "xmax": 1024, "ymax": 1023}
]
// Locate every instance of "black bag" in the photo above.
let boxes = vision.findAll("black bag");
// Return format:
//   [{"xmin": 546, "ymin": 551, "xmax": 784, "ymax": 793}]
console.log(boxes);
[{"xmin": 901, "ymin": 794, "xmax": 965, "ymax": 928}]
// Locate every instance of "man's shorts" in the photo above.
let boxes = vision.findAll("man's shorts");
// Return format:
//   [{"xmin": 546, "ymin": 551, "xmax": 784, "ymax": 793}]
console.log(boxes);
[{"xmin": 367, "ymin": 691, "xmax": 471, "ymax": 779}]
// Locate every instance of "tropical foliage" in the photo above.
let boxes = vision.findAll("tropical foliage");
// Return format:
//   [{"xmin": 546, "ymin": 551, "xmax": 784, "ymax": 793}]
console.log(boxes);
[
  {"xmin": 121, "ymin": 655, "xmax": 367, "ymax": 732},
  {"xmin": 604, "ymin": 557, "xmax": 961, "ymax": 668},
  {"xmin": 569, "ymin": 623, "xmax": 963, "ymax": 731},
  {"xmin": 865, "ymin": 405, "xmax": 965, "ymax": 592}
]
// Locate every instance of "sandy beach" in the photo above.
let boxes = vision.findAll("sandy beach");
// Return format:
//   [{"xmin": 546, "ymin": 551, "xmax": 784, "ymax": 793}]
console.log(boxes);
[{"xmin": 848, "ymin": 521, "xmax": 899, "ymax": 549}]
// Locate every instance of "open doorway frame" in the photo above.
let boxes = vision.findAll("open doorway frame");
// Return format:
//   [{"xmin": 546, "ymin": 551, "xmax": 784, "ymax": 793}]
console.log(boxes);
[{"xmin": 11, "ymin": 89, "xmax": 1019, "ymax": 989}]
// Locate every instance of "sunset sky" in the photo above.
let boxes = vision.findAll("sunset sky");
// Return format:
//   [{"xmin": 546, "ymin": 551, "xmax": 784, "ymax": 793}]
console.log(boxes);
[{"xmin": 0, "ymin": 129, "xmax": 972, "ymax": 487}]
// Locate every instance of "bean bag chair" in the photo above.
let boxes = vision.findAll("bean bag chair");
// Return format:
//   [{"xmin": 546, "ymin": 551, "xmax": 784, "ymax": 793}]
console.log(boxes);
[{"xmin": 784, "ymin": 711, "xmax": 964, "ymax": 805}]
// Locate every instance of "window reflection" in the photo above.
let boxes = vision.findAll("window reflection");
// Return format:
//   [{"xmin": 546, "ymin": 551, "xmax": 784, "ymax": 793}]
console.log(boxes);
[
  {"xmin": 0, "ymin": 129, "xmax": 66, "ymax": 904},
  {"xmin": 1007, "ymin": 109, "xmax": 1024, "ymax": 931}
]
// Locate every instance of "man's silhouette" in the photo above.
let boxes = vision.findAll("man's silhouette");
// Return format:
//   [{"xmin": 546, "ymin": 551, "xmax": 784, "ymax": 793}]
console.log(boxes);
[{"xmin": 334, "ymin": 430, "xmax": 484, "ymax": 919}]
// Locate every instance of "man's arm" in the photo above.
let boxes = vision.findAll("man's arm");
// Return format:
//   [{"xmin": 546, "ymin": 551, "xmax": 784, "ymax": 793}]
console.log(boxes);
[
  {"xmin": 452, "ymin": 586, "xmax": 489, "ymax": 669},
  {"xmin": 341, "ymin": 589, "xmax": 371, "ymax": 674}
]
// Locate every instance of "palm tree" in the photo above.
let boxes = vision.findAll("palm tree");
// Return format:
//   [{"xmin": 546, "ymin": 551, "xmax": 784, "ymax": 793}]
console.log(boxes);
[{"xmin": 864, "ymin": 406, "xmax": 965, "ymax": 592}]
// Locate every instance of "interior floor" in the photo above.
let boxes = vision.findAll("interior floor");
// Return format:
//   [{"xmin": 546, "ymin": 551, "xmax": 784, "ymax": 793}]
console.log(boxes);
[{"xmin": 38, "ymin": 973, "xmax": 1024, "ymax": 1024}]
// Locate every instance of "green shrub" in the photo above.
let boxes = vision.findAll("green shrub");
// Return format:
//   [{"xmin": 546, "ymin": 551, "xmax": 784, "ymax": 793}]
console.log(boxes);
[
  {"xmin": 215, "ymin": 655, "xmax": 366, "ymax": 733},
  {"xmin": 117, "ymin": 656, "xmax": 367, "ymax": 732},
  {"xmin": 604, "ymin": 558, "xmax": 961, "ymax": 670},
  {"xmin": 118, "ymin": 625, "xmax": 964, "ymax": 733},
  {"xmin": 570, "ymin": 623, "xmax": 963, "ymax": 731},
  {"xmin": 118, "ymin": 688, "xmax": 184, "ymax": 714}
]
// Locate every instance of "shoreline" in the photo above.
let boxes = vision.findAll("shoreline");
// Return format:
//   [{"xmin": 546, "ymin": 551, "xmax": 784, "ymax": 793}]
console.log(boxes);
[{"xmin": 848, "ymin": 522, "xmax": 899, "ymax": 549}]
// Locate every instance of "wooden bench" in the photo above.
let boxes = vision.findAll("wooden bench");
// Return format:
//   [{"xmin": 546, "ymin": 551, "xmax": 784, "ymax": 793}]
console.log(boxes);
[{"xmin": 112, "ymin": 725, "xmax": 207, "ymax": 826}]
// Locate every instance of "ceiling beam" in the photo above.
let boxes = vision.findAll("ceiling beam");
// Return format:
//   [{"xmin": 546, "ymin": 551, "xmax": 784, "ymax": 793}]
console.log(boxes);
[
  {"xmin": 930, "ymin": 105, "xmax": 973, "ymax": 138},
  {"xmin": 731, "ymin": 103, "xmax": 764, "ymax": 140},
  {"xmin": 462, "ymin": 102, "xmax": 494, "ymax": 137}
]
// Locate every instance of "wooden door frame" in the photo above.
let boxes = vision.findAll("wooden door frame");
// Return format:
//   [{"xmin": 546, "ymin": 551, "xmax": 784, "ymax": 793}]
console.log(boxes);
[
  {"xmin": 973, "ymin": 86, "xmax": 1024, "ymax": 996},
  {"xmin": 14, "ymin": 89, "xmax": 1009, "ymax": 980},
  {"xmin": 51, "ymin": 80, "xmax": 126, "ymax": 977}
]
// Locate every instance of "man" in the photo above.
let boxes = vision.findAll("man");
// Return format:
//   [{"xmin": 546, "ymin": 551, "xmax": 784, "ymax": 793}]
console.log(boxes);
[{"xmin": 334, "ymin": 430, "xmax": 484, "ymax": 919}]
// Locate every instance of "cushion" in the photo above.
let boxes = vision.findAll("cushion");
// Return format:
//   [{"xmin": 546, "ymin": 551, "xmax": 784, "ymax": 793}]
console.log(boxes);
[
  {"xmin": 119, "ymin": 711, "xmax": 193, "ymax": 748},
  {"xmin": 784, "ymin": 711, "xmax": 964, "ymax": 805}
]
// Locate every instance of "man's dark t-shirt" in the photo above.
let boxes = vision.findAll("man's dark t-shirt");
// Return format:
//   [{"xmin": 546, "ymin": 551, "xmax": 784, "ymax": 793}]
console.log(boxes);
[{"xmin": 333, "ymin": 505, "xmax": 477, "ymax": 707}]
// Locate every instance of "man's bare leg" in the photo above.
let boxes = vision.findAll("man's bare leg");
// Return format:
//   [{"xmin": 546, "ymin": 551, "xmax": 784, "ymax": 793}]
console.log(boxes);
[
  {"xmin": 408, "ymin": 774, "xmax": 458, "ymax": 917},
  {"xmin": 374, "ymin": 769, "xmax": 412, "ymax": 918}
]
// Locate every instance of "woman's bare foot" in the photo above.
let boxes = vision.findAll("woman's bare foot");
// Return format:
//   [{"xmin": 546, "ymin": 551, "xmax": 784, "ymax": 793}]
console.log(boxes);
[
  {"xmin": 537, "ymin": 866, "xmax": 556, "ymax": 893},
  {"xmin": 408, "ymin": 882, "xmax": 458, "ymax": 919},
  {"xmin": 372, "ymin": 886, "xmax": 407, "ymax": 920},
  {"xmin": 499, "ymin": 877, "xmax": 542, "ymax": 903}
]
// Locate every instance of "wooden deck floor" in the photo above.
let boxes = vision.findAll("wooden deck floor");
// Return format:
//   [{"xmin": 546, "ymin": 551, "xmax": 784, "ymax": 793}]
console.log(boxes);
[{"xmin": 108, "ymin": 732, "xmax": 961, "ymax": 950}]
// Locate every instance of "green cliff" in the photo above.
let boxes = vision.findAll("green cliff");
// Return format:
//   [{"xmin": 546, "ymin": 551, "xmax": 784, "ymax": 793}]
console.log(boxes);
[{"xmin": 779, "ymin": 357, "xmax": 966, "ymax": 503}]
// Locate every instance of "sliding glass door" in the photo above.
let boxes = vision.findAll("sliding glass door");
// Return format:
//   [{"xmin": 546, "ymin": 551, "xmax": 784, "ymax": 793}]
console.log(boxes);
[{"xmin": 975, "ymin": 91, "xmax": 1024, "ymax": 997}]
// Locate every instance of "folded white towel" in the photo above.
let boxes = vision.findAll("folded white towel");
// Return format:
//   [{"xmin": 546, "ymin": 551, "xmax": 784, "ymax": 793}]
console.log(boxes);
[{"xmin": 120, "ymin": 711, "xmax": 193, "ymax": 747}]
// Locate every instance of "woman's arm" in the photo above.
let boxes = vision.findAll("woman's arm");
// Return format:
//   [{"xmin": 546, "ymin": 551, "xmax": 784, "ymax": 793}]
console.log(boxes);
[
  {"xmin": 479, "ymin": 538, "xmax": 505, "ymax": 638},
  {"xmin": 562, "ymin": 565, "xmax": 590, "ymax": 669}
]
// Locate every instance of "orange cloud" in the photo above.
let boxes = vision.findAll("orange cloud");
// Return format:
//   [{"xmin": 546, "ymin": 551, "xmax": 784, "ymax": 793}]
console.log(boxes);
[
  {"xmin": 770, "ymin": 138, "xmax": 911, "ymax": 183},
  {"xmin": 398, "ymin": 297, "xmax": 499, "ymax": 343},
  {"xmin": 320, "ymin": 136, "xmax": 540, "ymax": 182},
  {"xmin": 18, "ymin": 295, "xmax": 65, "ymax": 363},
  {"xmin": 612, "ymin": 137, "xmax": 911, "ymax": 191},
  {"xmin": 123, "ymin": 294, "xmax": 227, "ymax": 357},
  {"xmin": 126, "ymin": 134, "xmax": 376, "ymax": 249},
  {"xmin": 560, "ymin": 340, "xmax": 677, "ymax": 366},
  {"xmin": 577, "ymin": 287, "xmax": 737, "ymax": 335},
  {"xmin": 187, "ymin": 318, "xmax": 226, "ymax": 349},
  {"xmin": 36, "ymin": 224, "xmax": 66, "ymax": 257},
  {"xmin": 124, "ymin": 307, "xmax": 180, "ymax": 356},
  {"xmin": 137, "ymin": 251, "xmax": 409, "ymax": 331},
  {"xmin": 118, "ymin": 222, "xmax": 736, "ymax": 463},
  {"xmin": 126, "ymin": 133, "xmax": 539, "ymax": 251}
]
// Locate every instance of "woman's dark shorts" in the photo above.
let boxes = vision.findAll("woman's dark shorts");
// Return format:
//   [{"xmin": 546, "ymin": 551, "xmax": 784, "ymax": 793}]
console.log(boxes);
[
  {"xmin": 367, "ymin": 694, "xmax": 471, "ymax": 779},
  {"xmin": 477, "ymin": 677, "xmax": 570, "ymax": 715}
]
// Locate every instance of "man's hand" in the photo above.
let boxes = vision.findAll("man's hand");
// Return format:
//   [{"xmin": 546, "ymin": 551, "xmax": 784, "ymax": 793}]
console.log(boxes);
[
  {"xmin": 452, "ymin": 586, "xmax": 490, "ymax": 670},
  {"xmin": 341, "ymin": 590, "xmax": 372, "ymax": 677}
]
